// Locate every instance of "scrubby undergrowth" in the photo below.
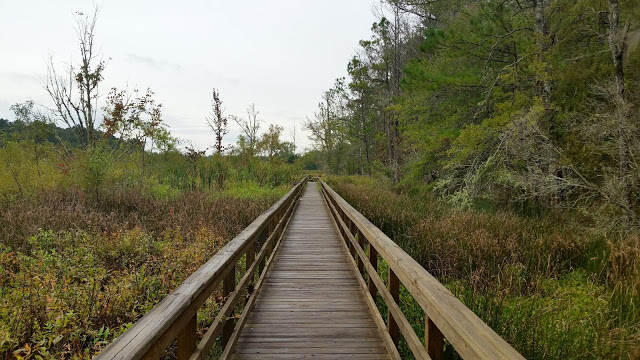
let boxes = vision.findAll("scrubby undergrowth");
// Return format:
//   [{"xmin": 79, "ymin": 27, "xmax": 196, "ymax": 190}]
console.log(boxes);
[
  {"xmin": 0, "ymin": 186, "xmax": 286, "ymax": 359},
  {"xmin": 328, "ymin": 175, "xmax": 640, "ymax": 359}
]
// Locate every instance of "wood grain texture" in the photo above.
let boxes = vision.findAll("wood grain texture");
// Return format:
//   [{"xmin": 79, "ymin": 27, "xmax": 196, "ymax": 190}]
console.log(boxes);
[
  {"xmin": 319, "ymin": 179, "xmax": 525, "ymax": 360},
  {"xmin": 95, "ymin": 176, "xmax": 523, "ymax": 360},
  {"xmin": 94, "ymin": 180, "xmax": 305, "ymax": 360},
  {"xmin": 230, "ymin": 184, "xmax": 392, "ymax": 359}
]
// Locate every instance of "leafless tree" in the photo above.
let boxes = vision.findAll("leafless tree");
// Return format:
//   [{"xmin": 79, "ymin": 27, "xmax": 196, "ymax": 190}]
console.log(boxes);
[
  {"xmin": 233, "ymin": 103, "xmax": 262, "ymax": 157},
  {"xmin": 44, "ymin": 7, "xmax": 105, "ymax": 148},
  {"xmin": 289, "ymin": 122, "xmax": 298, "ymax": 156},
  {"xmin": 206, "ymin": 88, "xmax": 229, "ymax": 154}
]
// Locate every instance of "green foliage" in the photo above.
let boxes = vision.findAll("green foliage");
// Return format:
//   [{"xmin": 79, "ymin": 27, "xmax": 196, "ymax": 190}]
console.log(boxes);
[
  {"xmin": 328, "ymin": 175, "xmax": 640, "ymax": 359},
  {"xmin": 0, "ymin": 115, "xmax": 303, "ymax": 359},
  {"xmin": 81, "ymin": 146, "xmax": 113, "ymax": 200},
  {"xmin": 0, "ymin": 184, "xmax": 285, "ymax": 358},
  {"xmin": 312, "ymin": 0, "xmax": 640, "ymax": 230}
]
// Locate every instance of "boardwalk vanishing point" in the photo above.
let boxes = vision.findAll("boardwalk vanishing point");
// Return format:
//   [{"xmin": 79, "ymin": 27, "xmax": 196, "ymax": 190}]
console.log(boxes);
[
  {"xmin": 95, "ymin": 178, "xmax": 525, "ymax": 360},
  {"xmin": 231, "ymin": 183, "xmax": 390, "ymax": 359}
]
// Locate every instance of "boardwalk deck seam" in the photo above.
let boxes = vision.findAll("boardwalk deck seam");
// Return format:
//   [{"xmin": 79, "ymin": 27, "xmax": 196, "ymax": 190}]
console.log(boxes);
[{"xmin": 230, "ymin": 182, "xmax": 392, "ymax": 359}]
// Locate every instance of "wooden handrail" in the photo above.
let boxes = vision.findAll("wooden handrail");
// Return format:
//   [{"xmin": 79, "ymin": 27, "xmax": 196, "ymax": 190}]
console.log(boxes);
[
  {"xmin": 95, "ymin": 177, "xmax": 308, "ymax": 360},
  {"xmin": 319, "ymin": 179, "xmax": 525, "ymax": 360}
]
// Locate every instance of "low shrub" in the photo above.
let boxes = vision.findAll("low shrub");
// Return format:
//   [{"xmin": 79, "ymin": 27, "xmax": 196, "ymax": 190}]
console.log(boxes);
[
  {"xmin": 0, "ymin": 185, "xmax": 286, "ymax": 359},
  {"xmin": 327, "ymin": 175, "xmax": 639, "ymax": 359}
]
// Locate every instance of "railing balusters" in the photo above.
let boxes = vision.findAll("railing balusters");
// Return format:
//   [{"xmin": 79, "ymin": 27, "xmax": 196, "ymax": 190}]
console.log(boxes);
[
  {"xmin": 388, "ymin": 269, "xmax": 400, "ymax": 346},
  {"xmin": 245, "ymin": 240, "xmax": 256, "ymax": 306},
  {"xmin": 356, "ymin": 229, "xmax": 365, "ymax": 275},
  {"xmin": 177, "ymin": 315, "xmax": 197, "ymax": 360},
  {"xmin": 246, "ymin": 241, "xmax": 255, "ymax": 275},
  {"xmin": 266, "ymin": 217, "xmax": 275, "ymax": 257},
  {"xmin": 369, "ymin": 243, "xmax": 378, "ymax": 300},
  {"xmin": 222, "ymin": 266, "xmax": 235, "ymax": 347},
  {"xmin": 426, "ymin": 315, "xmax": 444, "ymax": 360},
  {"xmin": 348, "ymin": 220, "xmax": 356, "ymax": 258},
  {"xmin": 258, "ymin": 228, "xmax": 267, "ymax": 276},
  {"xmin": 318, "ymin": 178, "xmax": 525, "ymax": 360}
]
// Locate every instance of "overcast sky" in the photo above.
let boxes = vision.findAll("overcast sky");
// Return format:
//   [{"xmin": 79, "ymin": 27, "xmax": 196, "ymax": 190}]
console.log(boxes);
[{"xmin": 0, "ymin": 0, "xmax": 381, "ymax": 152}]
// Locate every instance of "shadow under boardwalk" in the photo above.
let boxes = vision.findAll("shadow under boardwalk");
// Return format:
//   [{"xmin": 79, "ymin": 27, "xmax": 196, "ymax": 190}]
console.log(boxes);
[{"xmin": 230, "ymin": 182, "xmax": 392, "ymax": 360}]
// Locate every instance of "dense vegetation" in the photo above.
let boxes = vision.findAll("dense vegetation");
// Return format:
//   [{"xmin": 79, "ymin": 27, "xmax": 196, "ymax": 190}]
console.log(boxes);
[
  {"xmin": 308, "ymin": 4, "xmax": 640, "ymax": 356},
  {"xmin": 308, "ymin": 0, "xmax": 640, "ymax": 230},
  {"xmin": 0, "ymin": 127, "xmax": 307, "ymax": 359},
  {"xmin": 328, "ymin": 175, "xmax": 639, "ymax": 359},
  {"xmin": 0, "ymin": 10, "xmax": 308, "ymax": 359},
  {"xmin": 2, "ymin": 1, "xmax": 639, "ymax": 359}
]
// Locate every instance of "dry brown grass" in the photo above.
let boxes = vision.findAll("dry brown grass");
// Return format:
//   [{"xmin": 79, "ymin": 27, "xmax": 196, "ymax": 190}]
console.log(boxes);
[
  {"xmin": 0, "ymin": 187, "xmax": 273, "ymax": 252},
  {"xmin": 0, "ymin": 187, "xmax": 282, "ymax": 359},
  {"xmin": 328, "ymin": 175, "xmax": 640, "ymax": 359}
]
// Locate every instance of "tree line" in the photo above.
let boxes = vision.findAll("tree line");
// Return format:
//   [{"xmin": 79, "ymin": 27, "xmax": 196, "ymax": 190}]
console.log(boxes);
[
  {"xmin": 306, "ymin": 0, "xmax": 640, "ymax": 228},
  {"xmin": 0, "ymin": 8, "xmax": 304, "ymax": 193}
]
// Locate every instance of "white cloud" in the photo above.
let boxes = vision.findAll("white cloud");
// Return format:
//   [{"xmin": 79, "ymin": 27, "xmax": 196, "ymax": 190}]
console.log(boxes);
[
  {"xmin": 0, "ymin": 0, "xmax": 379, "ymax": 153},
  {"xmin": 126, "ymin": 54, "xmax": 182, "ymax": 72}
]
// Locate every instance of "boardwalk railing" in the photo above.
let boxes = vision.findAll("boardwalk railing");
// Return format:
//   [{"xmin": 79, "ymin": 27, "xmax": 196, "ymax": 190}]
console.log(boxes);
[
  {"xmin": 319, "ymin": 179, "xmax": 525, "ymax": 360},
  {"xmin": 95, "ymin": 177, "xmax": 308, "ymax": 360}
]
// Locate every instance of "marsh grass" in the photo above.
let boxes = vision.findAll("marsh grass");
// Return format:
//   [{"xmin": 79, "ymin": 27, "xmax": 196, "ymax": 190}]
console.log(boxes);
[
  {"xmin": 328, "ymin": 175, "xmax": 640, "ymax": 359},
  {"xmin": 0, "ymin": 185, "xmax": 286, "ymax": 359}
]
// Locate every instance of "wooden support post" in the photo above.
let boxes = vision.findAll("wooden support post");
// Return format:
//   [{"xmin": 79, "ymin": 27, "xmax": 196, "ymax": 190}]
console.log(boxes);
[
  {"xmin": 356, "ymin": 230, "xmax": 365, "ymax": 275},
  {"xmin": 267, "ymin": 217, "xmax": 275, "ymax": 256},
  {"xmin": 388, "ymin": 269, "xmax": 400, "ymax": 346},
  {"xmin": 277, "ymin": 206, "xmax": 284, "ymax": 238},
  {"xmin": 267, "ymin": 216, "xmax": 274, "ymax": 236},
  {"xmin": 426, "ymin": 316, "xmax": 444, "ymax": 360},
  {"xmin": 222, "ymin": 266, "xmax": 235, "ymax": 348},
  {"xmin": 348, "ymin": 236, "xmax": 355, "ymax": 257},
  {"xmin": 177, "ymin": 314, "xmax": 196, "ymax": 360},
  {"xmin": 369, "ymin": 245, "xmax": 378, "ymax": 300},
  {"xmin": 246, "ymin": 241, "xmax": 256, "ymax": 304},
  {"xmin": 246, "ymin": 242, "xmax": 255, "ymax": 272},
  {"xmin": 348, "ymin": 221, "xmax": 356, "ymax": 258},
  {"xmin": 258, "ymin": 229, "xmax": 267, "ymax": 276}
]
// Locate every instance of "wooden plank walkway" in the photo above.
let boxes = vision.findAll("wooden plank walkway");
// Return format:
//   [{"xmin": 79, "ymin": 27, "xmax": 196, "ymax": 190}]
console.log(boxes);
[{"xmin": 230, "ymin": 182, "xmax": 392, "ymax": 359}]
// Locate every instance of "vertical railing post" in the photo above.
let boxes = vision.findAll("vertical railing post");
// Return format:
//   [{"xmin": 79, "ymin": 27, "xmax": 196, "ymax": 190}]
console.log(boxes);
[
  {"xmin": 267, "ymin": 215, "xmax": 276, "ymax": 256},
  {"xmin": 256, "ymin": 229, "xmax": 267, "ymax": 277},
  {"xmin": 388, "ymin": 269, "xmax": 400, "ymax": 346},
  {"xmin": 426, "ymin": 316, "xmax": 444, "ymax": 360},
  {"xmin": 266, "ymin": 216, "xmax": 275, "ymax": 258},
  {"xmin": 258, "ymin": 228, "xmax": 267, "ymax": 275},
  {"xmin": 245, "ymin": 239, "xmax": 256, "ymax": 305},
  {"xmin": 222, "ymin": 266, "xmax": 235, "ymax": 347},
  {"xmin": 246, "ymin": 241, "xmax": 255, "ymax": 271},
  {"xmin": 356, "ymin": 230, "xmax": 365, "ymax": 275},
  {"xmin": 369, "ymin": 244, "xmax": 378, "ymax": 300},
  {"xmin": 348, "ymin": 220, "xmax": 356, "ymax": 258},
  {"xmin": 177, "ymin": 315, "xmax": 197, "ymax": 360}
]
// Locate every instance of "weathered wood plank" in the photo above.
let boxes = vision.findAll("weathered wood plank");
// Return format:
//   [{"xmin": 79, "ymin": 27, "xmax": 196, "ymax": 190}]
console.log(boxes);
[
  {"xmin": 320, "ymin": 179, "xmax": 525, "ymax": 360},
  {"xmin": 231, "ymin": 184, "xmax": 392, "ymax": 360},
  {"xmin": 231, "ymin": 354, "xmax": 392, "ymax": 360},
  {"xmin": 177, "ymin": 315, "xmax": 196, "ymax": 360},
  {"xmin": 94, "ymin": 179, "xmax": 306, "ymax": 360},
  {"xmin": 426, "ymin": 315, "xmax": 444, "ymax": 360}
]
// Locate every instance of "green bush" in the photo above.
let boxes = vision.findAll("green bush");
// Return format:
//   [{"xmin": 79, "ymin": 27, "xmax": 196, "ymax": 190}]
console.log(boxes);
[{"xmin": 327, "ymin": 175, "xmax": 639, "ymax": 359}]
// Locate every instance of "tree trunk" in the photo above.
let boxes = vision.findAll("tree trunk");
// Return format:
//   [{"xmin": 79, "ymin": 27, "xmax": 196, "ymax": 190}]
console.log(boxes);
[
  {"xmin": 535, "ymin": 0, "xmax": 552, "ymax": 111},
  {"xmin": 608, "ymin": 0, "xmax": 625, "ymax": 98}
]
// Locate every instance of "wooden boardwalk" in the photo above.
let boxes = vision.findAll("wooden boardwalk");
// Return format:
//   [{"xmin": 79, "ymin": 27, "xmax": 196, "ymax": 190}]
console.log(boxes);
[
  {"xmin": 95, "ymin": 177, "xmax": 525, "ymax": 360},
  {"xmin": 230, "ymin": 183, "xmax": 392, "ymax": 359}
]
